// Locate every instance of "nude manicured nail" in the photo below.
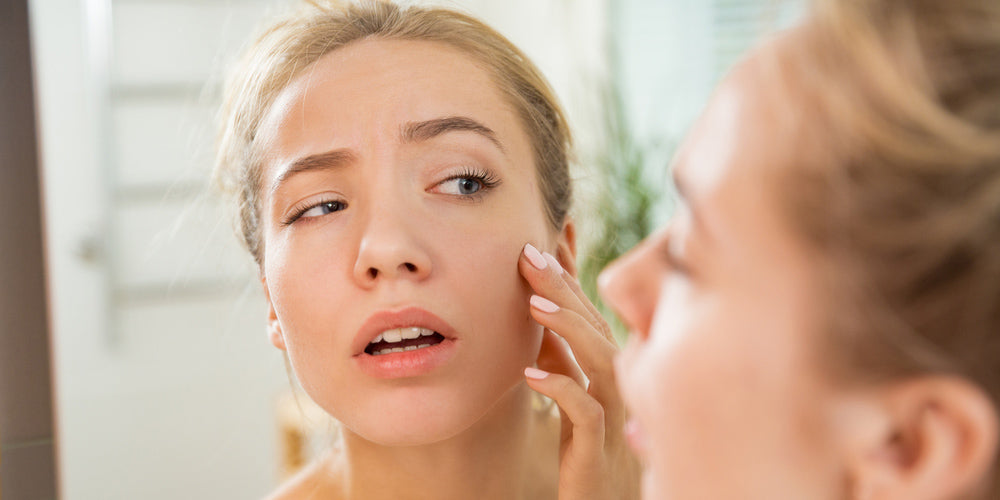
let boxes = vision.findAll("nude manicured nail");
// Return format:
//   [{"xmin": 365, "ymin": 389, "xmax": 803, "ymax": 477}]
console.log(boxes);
[
  {"xmin": 523, "ymin": 243, "xmax": 547, "ymax": 270},
  {"xmin": 543, "ymin": 252, "xmax": 564, "ymax": 274},
  {"xmin": 524, "ymin": 367, "xmax": 550, "ymax": 380},
  {"xmin": 530, "ymin": 295, "xmax": 560, "ymax": 313}
]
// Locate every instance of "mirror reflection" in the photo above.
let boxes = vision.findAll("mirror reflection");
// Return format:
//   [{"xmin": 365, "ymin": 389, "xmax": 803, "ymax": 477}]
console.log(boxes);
[{"xmin": 29, "ymin": 0, "xmax": 801, "ymax": 497}]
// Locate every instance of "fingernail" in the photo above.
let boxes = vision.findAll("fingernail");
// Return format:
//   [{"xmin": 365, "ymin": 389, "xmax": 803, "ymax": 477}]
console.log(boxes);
[
  {"xmin": 530, "ymin": 294, "xmax": 560, "ymax": 313},
  {"xmin": 543, "ymin": 252, "xmax": 564, "ymax": 274},
  {"xmin": 523, "ymin": 243, "xmax": 547, "ymax": 270},
  {"xmin": 524, "ymin": 367, "xmax": 550, "ymax": 380}
]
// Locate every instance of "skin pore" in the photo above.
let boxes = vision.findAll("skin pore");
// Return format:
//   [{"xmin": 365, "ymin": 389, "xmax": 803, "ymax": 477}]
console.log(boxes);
[{"xmin": 255, "ymin": 38, "xmax": 570, "ymax": 499}]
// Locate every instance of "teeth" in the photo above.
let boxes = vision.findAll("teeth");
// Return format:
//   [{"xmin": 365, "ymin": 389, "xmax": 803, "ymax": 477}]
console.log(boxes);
[
  {"xmin": 370, "ymin": 327, "xmax": 436, "ymax": 345},
  {"xmin": 382, "ymin": 329, "xmax": 403, "ymax": 343},
  {"xmin": 371, "ymin": 343, "xmax": 437, "ymax": 356}
]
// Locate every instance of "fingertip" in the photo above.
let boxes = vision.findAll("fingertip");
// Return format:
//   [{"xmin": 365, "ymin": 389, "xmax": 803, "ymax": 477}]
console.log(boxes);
[
  {"xmin": 523, "ymin": 243, "xmax": 548, "ymax": 270},
  {"xmin": 524, "ymin": 366, "xmax": 550, "ymax": 380},
  {"xmin": 530, "ymin": 295, "xmax": 560, "ymax": 313},
  {"xmin": 543, "ymin": 252, "xmax": 564, "ymax": 274}
]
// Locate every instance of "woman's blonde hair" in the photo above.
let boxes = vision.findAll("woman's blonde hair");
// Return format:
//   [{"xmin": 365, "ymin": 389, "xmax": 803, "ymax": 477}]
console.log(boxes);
[
  {"xmin": 215, "ymin": 0, "xmax": 572, "ymax": 265},
  {"xmin": 775, "ymin": 0, "xmax": 1000, "ymax": 494}
]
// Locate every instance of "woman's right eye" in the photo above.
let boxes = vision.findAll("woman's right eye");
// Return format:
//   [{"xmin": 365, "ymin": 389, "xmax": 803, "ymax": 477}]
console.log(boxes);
[
  {"xmin": 301, "ymin": 200, "xmax": 346, "ymax": 218},
  {"xmin": 289, "ymin": 200, "xmax": 347, "ymax": 223}
]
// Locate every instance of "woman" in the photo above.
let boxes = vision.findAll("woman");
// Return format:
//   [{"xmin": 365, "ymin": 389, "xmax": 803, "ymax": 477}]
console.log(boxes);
[
  {"xmin": 214, "ymin": 1, "xmax": 638, "ymax": 498},
  {"xmin": 602, "ymin": 0, "xmax": 1000, "ymax": 498}
]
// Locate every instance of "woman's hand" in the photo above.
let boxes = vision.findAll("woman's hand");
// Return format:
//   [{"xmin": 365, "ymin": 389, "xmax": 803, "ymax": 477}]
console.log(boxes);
[{"xmin": 519, "ymin": 243, "xmax": 641, "ymax": 500}]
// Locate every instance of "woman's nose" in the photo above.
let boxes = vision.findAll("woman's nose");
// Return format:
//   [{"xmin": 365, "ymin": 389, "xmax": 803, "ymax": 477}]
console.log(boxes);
[
  {"xmin": 598, "ymin": 233, "xmax": 665, "ymax": 338},
  {"xmin": 352, "ymin": 205, "xmax": 432, "ymax": 286}
]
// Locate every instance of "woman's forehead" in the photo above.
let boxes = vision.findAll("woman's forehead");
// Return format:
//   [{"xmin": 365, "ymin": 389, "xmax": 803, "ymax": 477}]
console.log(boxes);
[
  {"xmin": 255, "ymin": 38, "xmax": 534, "ymax": 171},
  {"xmin": 671, "ymin": 44, "xmax": 812, "ymax": 255},
  {"xmin": 263, "ymin": 40, "xmax": 505, "ymax": 127}
]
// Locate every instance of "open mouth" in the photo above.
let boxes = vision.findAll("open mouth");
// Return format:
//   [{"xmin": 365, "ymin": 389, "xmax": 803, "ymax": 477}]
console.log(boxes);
[{"xmin": 363, "ymin": 327, "xmax": 446, "ymax": 356}]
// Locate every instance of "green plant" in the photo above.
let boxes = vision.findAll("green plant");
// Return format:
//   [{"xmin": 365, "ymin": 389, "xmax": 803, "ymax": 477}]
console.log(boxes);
[{"xmin": 577, "ymin": 79, "xmax": 663, "ymax": 342}]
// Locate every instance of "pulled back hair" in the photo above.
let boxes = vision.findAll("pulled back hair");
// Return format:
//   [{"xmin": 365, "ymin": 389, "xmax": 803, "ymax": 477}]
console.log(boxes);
[
  {"xmin": 215, "ymin": 0, "xmax": 572, "ymax": 266},
  {"xmin": 776, "ymin": 0, "xmax": 1000, "ymax": 494}
]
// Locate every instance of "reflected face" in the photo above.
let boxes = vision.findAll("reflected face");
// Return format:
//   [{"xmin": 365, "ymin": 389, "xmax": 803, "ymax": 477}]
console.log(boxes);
[
  {"xmin": 255, "ymin": 39, "xmax": 557, "ymax": 445},
  {"xmin": 601, "ymin": 62, "xmax": 849, "ymax": 498}
]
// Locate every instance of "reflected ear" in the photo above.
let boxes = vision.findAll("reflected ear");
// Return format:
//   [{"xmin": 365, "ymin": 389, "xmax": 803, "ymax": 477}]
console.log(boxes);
[
  {"xmin": 262, "ymin": 277, "xmax": 286, "ymax": 351},
  {"xmin": 845, "ymin": 376, "xmax": 998, "ymax": 500},
  {"xmin": 555, "ymin": 218, "xmax": 578, "ymax": 277}
]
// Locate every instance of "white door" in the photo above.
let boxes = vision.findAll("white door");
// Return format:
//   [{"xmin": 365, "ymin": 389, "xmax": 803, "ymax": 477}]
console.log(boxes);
[{"xmin": 30, "ymin": 1, "xmax": 287, "ymax": 498}]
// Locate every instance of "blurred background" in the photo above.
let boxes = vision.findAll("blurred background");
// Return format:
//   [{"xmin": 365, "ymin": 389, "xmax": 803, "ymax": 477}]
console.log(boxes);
[{"xmin": 2, "ymin": 0, "xmax": 801, "ymax": 498}]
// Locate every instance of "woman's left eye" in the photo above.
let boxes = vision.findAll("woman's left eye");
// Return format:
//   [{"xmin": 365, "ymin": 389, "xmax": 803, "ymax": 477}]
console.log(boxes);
[
  {"xmin": 433, "ymin": 170, "xmax": 500, "ymax": 197},
  {"xmin": 439, "ymin": 177, "xmax": 484, "ymax": 195}
]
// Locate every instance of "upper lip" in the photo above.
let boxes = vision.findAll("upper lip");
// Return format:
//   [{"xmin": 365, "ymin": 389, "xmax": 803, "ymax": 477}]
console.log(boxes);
[{"xmin": 351, "ymin": 307, "xmax": 456, "ymax": 356}]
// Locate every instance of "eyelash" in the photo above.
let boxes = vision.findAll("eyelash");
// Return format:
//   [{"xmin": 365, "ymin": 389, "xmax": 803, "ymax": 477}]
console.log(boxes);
[
  {"xmin": 279, "ymin": 168, "xmax": 499, "ymax": 226},
  {"xmin": 282, "ymin": 198, "xmax": 347, "ymax": 226},
  {"xmin": 439, "ymin": 167, "xmax": 501, "ymax": 196}
]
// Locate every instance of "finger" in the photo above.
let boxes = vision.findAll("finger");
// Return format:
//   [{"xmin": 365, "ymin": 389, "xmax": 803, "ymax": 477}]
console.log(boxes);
[
  {"xmin": 530, "ymin": 295, "xmax": 616, "ymax": 378},
  {"xmin": 520, "ymin": 243, "xmax": 591, "ymax": 323},
  {"xmin": 536, "ymin": 328, "xmax": 585, "ymax": 387},
  {"xmin": 524, "ymin": 367, "xmax": 605, "ymax": 456},
  {"xmin": 522, "ymin": 243, "xmax": 625, "ymax": 423},
  {"xmin": 558, "ymin": 266, "xmax": 616, "ymax": 343},
  {"xmin": 522, "ymin": 244, "xmax": 616, "ymax": 344},
  {"xmin": 529, "ymin": 295, "xmax": 623, "ymax": 415}
]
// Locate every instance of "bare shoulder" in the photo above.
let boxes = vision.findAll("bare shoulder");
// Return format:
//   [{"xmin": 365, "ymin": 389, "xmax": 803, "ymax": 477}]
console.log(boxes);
[{"xmin": 264, "ymin": 454, "xmax": 344, "ymax": 500}]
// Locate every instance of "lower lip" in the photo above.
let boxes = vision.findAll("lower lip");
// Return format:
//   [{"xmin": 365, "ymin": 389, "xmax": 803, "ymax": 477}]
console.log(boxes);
[{"xmin": 353, "ymin": 338, "xmax": 457, "ymax": 379}]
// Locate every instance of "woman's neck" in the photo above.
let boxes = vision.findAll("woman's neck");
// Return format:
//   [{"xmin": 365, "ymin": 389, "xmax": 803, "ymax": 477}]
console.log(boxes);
[{"xmin": 332, "ymin": 382, "xmax": 558, "ymax": 500}]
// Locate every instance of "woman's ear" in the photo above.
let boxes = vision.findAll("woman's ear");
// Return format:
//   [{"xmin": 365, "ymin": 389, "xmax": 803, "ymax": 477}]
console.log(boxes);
[
  {"xmin": 555, "ymin": 219, "xmax": 577, "ymax": 277},
  {"xmin": 845, "ymin": 376, "xmax": 998, "ymax": 500},
  {"xmin": 262, "ymin": 277, "xmax": 287, "ymax": 351}
]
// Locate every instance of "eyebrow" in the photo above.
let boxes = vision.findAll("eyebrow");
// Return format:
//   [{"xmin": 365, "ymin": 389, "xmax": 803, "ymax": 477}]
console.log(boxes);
[
  {"xmin": 270, "ymin": 149, "xmax": 356, "ymax": 195},
  {"xmin": 401, "ymin": 116, "xmax": 505, "ymax": 154},
  {"xmin": 270, "ymin": 116, "xmax": 504, "ymax": 194}
]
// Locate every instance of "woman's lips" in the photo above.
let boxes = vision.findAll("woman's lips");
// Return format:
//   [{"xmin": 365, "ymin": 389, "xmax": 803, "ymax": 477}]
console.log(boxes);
[
  {"xmin": 352, "ymin": 307, "xmax": 459, "ymax": 378},
  {"xmin": 352, "ymin": 307, "xmax": 457, "ymax": 354}
]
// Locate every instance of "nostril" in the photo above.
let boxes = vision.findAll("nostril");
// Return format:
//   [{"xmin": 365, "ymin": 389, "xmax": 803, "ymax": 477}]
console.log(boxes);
[
  {"xmin": 367, "ymin": 268, "xmax": 378, "ymax": 280},
  {"xmin": 404, "ymin": 262, "xmax": 417, "ymax": 273}
]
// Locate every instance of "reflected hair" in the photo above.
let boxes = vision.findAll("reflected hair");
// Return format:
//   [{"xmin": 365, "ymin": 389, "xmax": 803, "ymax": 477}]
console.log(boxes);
[{"xmin": 772, "ymin": 0, "xmax": 1000, "ymax": 495}]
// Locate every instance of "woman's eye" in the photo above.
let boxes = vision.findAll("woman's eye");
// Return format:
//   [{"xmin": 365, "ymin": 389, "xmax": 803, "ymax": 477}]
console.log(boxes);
[
  {"xmin": 438, "ymin": 177, "xmax": 483, "ymax": 196},
  {"xmin": 658, "ymin": 235, "xmax": 691, "ymax": 278},
  {"xmin": 430, "ymin": 169, "xmax": 499, "ymax": 198},
  {"xmin": 299, "ymin": 200, "xmax": 346, "ymax": 219}
]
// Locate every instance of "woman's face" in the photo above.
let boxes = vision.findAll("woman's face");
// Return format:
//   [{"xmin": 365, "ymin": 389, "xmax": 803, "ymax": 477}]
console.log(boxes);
[
  {"xmin": 255, "ymin": 39, "xmax": 562, "ymax": 445},
  {"xmin": 602, "ymin": 62, "xmax": 853, "ymax": 498}
]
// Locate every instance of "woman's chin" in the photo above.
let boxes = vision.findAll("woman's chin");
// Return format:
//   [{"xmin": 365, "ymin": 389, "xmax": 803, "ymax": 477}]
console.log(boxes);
[
  {"xmin": 343, "ymin": 411, "xmax": 476, "ymax": 447},
  {"xmin": 335, "ymin": 382, "xmax": 528, "ymax": 447}
]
